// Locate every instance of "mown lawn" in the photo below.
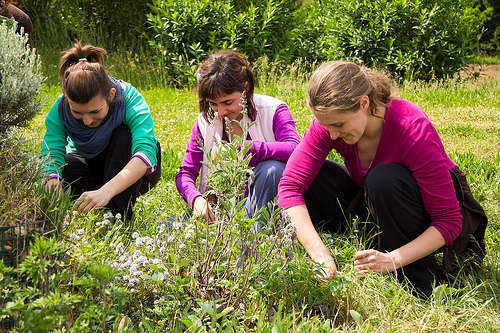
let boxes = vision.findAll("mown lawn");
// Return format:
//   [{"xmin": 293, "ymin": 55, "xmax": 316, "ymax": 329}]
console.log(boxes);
[{"xmin": 20, "ymin": 65, "xmax": 499, "ymax": 331}]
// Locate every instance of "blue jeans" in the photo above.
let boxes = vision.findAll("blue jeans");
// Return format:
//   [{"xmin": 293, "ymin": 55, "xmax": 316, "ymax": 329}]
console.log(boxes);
[{"xmin": 244, "ymin": 160, "xmax": 286, "ymax": 221}]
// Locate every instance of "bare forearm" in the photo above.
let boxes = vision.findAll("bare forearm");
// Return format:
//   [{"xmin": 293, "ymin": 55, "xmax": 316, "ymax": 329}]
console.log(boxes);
[
  {"xmin": 390, "ymin": 226, "xmax": 445, "ymax": 269},
  {"xmin": 287, "ymin": 205, "xmax": 332, "ymax": 262},
  {"xmin": 100, "ymin": 157, "xmax": 148, "ymax": 199}
]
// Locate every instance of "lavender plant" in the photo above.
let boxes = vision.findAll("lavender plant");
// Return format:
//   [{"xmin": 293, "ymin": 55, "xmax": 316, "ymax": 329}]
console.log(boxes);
[
  {"xmin": 0, "ymin": 19, "xmax": 43, "ymax": 133},
  {"xmin": 105, "ymin": 109, "xmax": 295, "ymax": 326}
]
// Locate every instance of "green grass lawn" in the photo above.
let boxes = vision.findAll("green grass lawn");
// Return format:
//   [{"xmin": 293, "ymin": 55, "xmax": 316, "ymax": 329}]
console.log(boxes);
[{"xmin": 19, "ymin": 66, "xmax": 499, "ymax": 331}]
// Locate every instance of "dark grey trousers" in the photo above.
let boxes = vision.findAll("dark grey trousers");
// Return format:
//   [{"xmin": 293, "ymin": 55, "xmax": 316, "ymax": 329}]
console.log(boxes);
[
  {"xmin": 305, "ymin": 160, "xmax": 443, "ymax": 297},
  {"xmin": 62, "ymin": 124, "xmax": 161, "ymax": 221}
]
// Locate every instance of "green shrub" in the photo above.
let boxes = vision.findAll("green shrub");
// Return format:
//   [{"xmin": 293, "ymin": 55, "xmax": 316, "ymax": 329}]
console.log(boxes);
[
  {"xmin": 18, "ymin": 0, "xmax": 152, "ymax": 50},
  {"xmin": 293, "ymin": 0, "xmax": 483, "ymax": 81},
  {"xmin": 0, "ymin": 19, "xmax": 44, "ymax": 133},
  {"xmin": 469, "ymin": 0, "xmax": 499, "ymax": 53},
  {"xmin": 146, "ymin": 0, "xmax": 298, "ymax": 85}
]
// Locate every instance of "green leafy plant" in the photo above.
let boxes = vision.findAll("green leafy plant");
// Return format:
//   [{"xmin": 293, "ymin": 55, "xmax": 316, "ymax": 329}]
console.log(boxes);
[
  {"xmin": 146, "ymin": 0, "xmax": 298, "ymax": 85},
  {"xmin": 289, "ymin": 0, "xmax": 483, "ymax": 81}
]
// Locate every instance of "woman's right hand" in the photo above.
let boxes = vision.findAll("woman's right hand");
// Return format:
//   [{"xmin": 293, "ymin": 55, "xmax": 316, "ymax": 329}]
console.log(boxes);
[
  {"xmin": 193, "ymin": 196, "xmax": 215, "ymax": 223},
  {"xmin": 286, "ymin": 205, "xmax": 337, "ymax": 281},
  {"xmin": 45, "ymin": 178, "xmax": 63, "ymax": 198},
  {"xmin": 314, "ymin": 256, "xmax": 337, "ymax": 281}
]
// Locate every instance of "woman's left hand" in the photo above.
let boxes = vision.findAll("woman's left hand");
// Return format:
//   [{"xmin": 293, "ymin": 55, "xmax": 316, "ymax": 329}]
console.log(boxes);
[
  {"xmin": 74, "ymin": 188, "xmax": 112, "ymax": 213},
  {"xmin": 354, "ymin": 249, "xmax": 401, "ymax": 273}
]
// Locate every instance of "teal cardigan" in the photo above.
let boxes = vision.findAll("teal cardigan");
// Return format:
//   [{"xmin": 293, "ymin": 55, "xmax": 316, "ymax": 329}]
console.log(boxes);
[{"xmin": 41, "ymin": 81, "xmax": 158, "ymax": 176}]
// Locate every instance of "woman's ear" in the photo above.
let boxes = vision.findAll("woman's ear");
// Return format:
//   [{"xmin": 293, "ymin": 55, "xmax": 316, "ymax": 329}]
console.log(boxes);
[
  {"xmin": 360, "ymin": 95, "xmax": 370, "ymax": 112},
  {"xmin": 107, "ymin": 87, "xmax": 116, "ymax": 102}
]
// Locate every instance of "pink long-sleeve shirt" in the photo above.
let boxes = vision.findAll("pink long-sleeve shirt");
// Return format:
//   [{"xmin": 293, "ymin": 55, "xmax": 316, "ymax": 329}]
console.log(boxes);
[
  {"xmin": 278, "ymin": 99, "xmax": 462, "ymax": 247},
  {"xmin": 176, "ymin": 104, "xmax": 300, "ymax": 208}
]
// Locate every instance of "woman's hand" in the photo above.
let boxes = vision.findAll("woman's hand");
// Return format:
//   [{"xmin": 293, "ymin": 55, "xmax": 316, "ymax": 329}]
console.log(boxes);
[
  {"xmin": 354, "ymin": 249, "xmax": 401, "ymax": 273},
  {"xmin": 193, "ymin": 196, "xmax": 215, "ymax": 223},
  {"xmin": 314, "ymin": 256, "xmax": 337, "ymax": 281},
  {"xmin": 74, "ymin": 187, "xmax": 112, "ymax": 213},
  {"xmin": 44, "ymin": 178, "xmax": 63, "ymax": 198}
]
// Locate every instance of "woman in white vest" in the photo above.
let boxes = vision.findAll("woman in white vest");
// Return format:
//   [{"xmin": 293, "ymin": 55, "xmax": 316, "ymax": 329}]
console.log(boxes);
[{"xmin": 175, "ymin": 50, "xmax": 300, "ymax": 223}]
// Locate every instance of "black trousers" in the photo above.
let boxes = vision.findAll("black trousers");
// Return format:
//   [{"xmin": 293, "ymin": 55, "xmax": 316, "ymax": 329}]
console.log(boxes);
[
  {"xmin": 62, "ymin": 125, "xmax": 161, "ymax": 221},
  {"xmin": 305, "ymin": 161, "xmax": 443, "ymax": 297}
]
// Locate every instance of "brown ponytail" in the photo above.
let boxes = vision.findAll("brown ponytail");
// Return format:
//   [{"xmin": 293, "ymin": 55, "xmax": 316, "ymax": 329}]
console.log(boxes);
[
  {"xmin": 307, "ymin": 61, "xmax": 393, "ymax": 116},
  {"xmin": 196, "ymin": 50, "xmax": 257, "ymax": 122},
  {"xmin": 59, "ymin": 43, "xmax": 112, "ymax": 104}
]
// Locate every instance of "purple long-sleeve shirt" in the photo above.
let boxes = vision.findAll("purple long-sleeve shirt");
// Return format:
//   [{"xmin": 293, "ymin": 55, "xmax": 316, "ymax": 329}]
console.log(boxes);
[
  {"xmin": 176, "ymin": 104, "xmax": 300, "ymax": 208},
  {"xmin": 278, "ymin": 99, "xmax": 462, "ymax": 247}
]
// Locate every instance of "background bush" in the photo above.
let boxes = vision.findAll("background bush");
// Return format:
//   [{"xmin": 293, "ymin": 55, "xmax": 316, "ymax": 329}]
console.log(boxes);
[
  {"xmin": 15, "ymin": 0, "xmax": 488, "ymax": 85},
  {"xmin": 291, "ymin": 0, "xmax": 483, "ymax": 81},
  {"xmin": 146, "ymin": 0, "xmax": 299, "ymax": 85},
  {"xmin": 18, "ymin": 0, "xmax": 151, "ymax": 49}
]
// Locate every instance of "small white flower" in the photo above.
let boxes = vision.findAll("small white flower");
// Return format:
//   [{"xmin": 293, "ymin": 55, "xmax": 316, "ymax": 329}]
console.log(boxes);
[
  {"xmin": 130, "ymin": 288, "xmax": 136, "ymax": 293},
  {"xmin": 185, "ymin": 230, "xmax": 194, "ymax": 239},
  {"xmin": 120, "ymin": 259, "xmax": 132, "ymax": 269},
  {"xmin": 123, "ymin": 275, "xmax": 130, "ymax": 281},
  {"xmin": 96, "ymin": 222, "xmax": 102, "ymax": 226},
  {"xmin": 154, "ymin": 300, "xmax": 160, "ymax": 305},
  {"xmin": 179, "ymin": 243, "xmax": 186, "ymax": 250},
  {"xmin": 166, "ymin": 235, "xmax": 176, "ymax": 243},
  {"xmin": 103, "ymin": 219, "xmax": 110, "ymax": 225},
  {"xmin": 114, "ymin": 276, "xmax": 121, "ymax": 282},
  {"xmin": 132, "ymin": 270, "xmax": 143, "ymax": 276},
  {"xmin": 159, "ymin": 246, "xmax": 166, "ymax": 253},
  {"xmin": 135, "ymin": 237, "xmax": 144, "ymax": 247},
  {"xmin": 151, "ymin": 259, "xmax": 161, "ymax": 265},
  {"xmin": 133, "ymin": 250, "xmax": 141, "ymax": 258},
  {"xmin": 77, "ymin": 229, "xmax": 84, "ymax": 235},
  {"xmin": 163, "ymin": 271, "xmax": 170, "ymax": 280},
  {"xmin": 173, "ymin": 221, "xmax": 182, "ymax": 230},
  {"xmin": 115, "ymin": 213, "xmax": 122, "ymax": 219},
  {"xmin": 132, "ymin": 232, "xmax": 139, "ymax": 239},
  {"xmin": 115, "ymin": 243, "xmax": 124, "ymax": 255},
  {"xmin": 208, "ymin": 278, "xmax": 214, "ymax": 284}
]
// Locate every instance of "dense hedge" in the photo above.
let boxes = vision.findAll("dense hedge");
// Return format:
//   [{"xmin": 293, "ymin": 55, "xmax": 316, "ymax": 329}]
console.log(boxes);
[
  {"xmin": 147, "ymin": 0, "xmax": 298, "ymax": 85},
  {"xmin": 290, "ymin": 0, "xmax": 483, "ymax": 80},
  {"xmin": 17, "ymin": 0, "xmax": 485, "ymax": 83},
  {"xmin": 147, "ymin": 0, "xmax": 482, "ymax": 81}
]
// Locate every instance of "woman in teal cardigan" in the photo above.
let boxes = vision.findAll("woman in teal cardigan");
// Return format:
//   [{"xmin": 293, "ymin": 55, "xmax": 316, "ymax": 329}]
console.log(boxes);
[{"xmin": 41, "ymin": 43, "xmax": 161, "ymax": 220}]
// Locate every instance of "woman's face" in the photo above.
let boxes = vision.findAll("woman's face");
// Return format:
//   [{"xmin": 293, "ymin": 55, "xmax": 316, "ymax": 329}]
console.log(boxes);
[
  {"xmin": 67, "ymin": 88, "xmax": 115, "ymax": 128},
  {"xmin": 313, "ymin": 95, "xmax": 370, "ymax": 145},
  {"xmin": 207, "ymin": 91, "xmax": 245, "ymax": 121}
]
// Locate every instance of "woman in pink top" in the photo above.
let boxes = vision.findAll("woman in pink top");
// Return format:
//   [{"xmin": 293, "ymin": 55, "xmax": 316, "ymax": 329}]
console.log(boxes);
[
  {"xmin": 278, "ymin": 61, "xmax": 487, "ymax": 297},
  {"xmin": 176, "ymin": 50, "xmax": 300, "ymax": 223}
]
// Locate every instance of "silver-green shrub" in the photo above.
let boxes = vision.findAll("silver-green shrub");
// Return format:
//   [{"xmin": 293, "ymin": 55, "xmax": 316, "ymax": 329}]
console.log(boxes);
[{"xmin": 0, "ymin": 19, "xmax": 44, "ymax": 133}]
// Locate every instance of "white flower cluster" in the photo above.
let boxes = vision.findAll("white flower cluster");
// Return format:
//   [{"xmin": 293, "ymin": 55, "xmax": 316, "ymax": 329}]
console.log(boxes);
[{"xmin": 111, "ymin": 230, "xmax": 176, "ymax": 289}]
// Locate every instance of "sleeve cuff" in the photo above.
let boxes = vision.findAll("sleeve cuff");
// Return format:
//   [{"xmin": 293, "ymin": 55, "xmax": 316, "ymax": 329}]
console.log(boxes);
[
  {"xmin": 43, "ymin": 173, "xmax": 62, "ymax": 185},
  {"xmin": 133, "ymin": 152, "xmax": 155, "ymax": 174}
]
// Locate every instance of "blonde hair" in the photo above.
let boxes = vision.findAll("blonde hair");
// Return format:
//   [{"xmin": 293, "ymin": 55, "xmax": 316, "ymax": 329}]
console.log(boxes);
[{"xmin": 307, "ymin": 61, "xmax": 393, "ymax": 115}]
